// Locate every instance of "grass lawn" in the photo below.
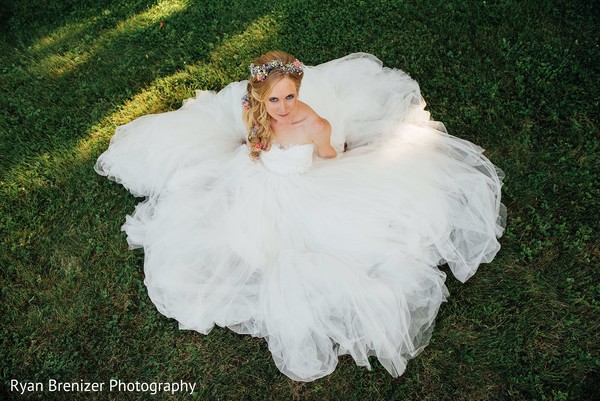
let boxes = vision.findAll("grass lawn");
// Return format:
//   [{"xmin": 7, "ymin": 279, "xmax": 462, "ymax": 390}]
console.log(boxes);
[{"xmin": 1, "ymin": 0, "xmax": 598, "ymax": 399}]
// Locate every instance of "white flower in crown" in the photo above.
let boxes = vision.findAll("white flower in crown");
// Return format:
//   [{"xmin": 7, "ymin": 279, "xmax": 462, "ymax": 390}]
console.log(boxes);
[{"xmin": 249, "ymin": 59, "xmax": 305, "ymax": 82}]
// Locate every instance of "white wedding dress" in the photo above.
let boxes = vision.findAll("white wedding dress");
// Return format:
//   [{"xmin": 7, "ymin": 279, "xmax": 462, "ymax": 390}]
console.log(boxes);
[{"xmin": 95, "ymin": 53, "xmax": 506, "ymax": 381}]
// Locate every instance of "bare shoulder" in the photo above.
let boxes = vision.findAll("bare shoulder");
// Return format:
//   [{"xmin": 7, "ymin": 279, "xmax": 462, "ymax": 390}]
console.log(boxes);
[
  {"xmin": 299, "ymin": 103, "xmax": 331, "ymax": 140},
  {"xmin": 299, "ymin": 102, "xmax": 336, "ymax": 158},
  {"xmin": 309, "ymin": 116, "xmax": 331, "ymax": 145},
  {"xmin": 312, "ymin": 115, "xmax": 331, "ymax": 134}
]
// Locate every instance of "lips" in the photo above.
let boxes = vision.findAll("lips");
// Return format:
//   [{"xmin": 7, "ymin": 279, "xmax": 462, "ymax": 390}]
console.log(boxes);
[{"xmin": 278, "ymin": 113, "xmax": 290, "ymax": 118}]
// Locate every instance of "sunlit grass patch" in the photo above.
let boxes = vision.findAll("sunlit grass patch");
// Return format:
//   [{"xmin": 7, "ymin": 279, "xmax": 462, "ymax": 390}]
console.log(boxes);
[
  {"xmin": 2, "ymin": 12, "xmax": 282, "ymax": 198},
  {"xmin": 25, "ymin": 0, "xmax": 190, "ymax": 78}
]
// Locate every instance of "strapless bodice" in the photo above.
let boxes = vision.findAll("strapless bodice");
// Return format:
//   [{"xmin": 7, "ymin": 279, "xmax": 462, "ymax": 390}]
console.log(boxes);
[{"xmin": 260, "ymin": 143, "xmax": 314, "ymax": 175}]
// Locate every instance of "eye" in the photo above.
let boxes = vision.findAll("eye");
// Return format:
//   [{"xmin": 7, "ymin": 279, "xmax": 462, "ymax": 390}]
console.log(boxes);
[
  {"xmin": 286, "ymin": 94, "xmax": 295, "ymax": 100},
  {"xmin": 269, "ymin": 97, "xmax": 278, "ymax": 102}
]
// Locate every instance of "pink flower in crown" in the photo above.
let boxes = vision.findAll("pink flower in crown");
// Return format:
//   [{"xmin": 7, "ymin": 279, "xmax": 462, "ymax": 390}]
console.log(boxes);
[
  {"xmin": 253, "ymin": 143, "xmax": 262, "ymax": 151},
  {"xmin": 293, "ymin": 59, "xmax": 302, "ymax": 68}
]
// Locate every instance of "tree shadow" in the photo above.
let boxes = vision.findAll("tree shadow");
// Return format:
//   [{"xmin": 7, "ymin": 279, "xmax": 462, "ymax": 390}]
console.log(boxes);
[{"xmin": 0, "ymin": 0, "xmax": 280, "ymax": 180}]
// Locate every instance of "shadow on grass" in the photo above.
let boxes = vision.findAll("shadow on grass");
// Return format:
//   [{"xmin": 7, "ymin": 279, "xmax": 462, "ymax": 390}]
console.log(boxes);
[{"xmin": 0, "ymin": 0, "xmax": 281, "ymax": 180}]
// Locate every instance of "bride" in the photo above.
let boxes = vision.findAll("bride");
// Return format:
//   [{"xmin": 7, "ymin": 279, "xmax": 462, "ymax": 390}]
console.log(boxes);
[{"xmin": 95, "ymin": 50, "xmax": 506, "ymax": 382}]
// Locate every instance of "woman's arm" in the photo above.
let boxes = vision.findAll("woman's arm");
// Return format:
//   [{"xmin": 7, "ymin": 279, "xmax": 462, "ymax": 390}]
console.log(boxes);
[{"xmin": 311, "ymin": 118, "xmax": 337, "ymax": 158}]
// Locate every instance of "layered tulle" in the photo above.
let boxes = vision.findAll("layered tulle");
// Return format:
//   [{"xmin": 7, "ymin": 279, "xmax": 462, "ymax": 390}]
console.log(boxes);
[{"xmin": 95, "ymin": 53, "xmax": 506, "ymax": 381}]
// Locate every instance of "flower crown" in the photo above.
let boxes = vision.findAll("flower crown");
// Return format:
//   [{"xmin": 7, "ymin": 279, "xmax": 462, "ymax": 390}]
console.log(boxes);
[{"xmin": 249, "ymin": 59, "xmax": 305, "ymax": 82}]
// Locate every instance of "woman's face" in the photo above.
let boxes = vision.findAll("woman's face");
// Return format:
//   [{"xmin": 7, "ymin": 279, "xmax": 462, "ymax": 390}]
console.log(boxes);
[{"xmin": 264, "ymin": 77, "xmax": 298, "ymax": 123}]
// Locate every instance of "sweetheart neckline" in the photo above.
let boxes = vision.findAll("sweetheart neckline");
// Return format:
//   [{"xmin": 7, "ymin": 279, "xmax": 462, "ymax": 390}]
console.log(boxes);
[{"xmin": 271, "ymin": 142, "xmax": 314, "ymax": 151}]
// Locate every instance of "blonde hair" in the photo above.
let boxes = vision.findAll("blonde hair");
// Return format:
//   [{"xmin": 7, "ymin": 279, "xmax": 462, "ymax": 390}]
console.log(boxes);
[{"xmin": 242, "ymin": 51, "xmax": 304, "ymax": 160}]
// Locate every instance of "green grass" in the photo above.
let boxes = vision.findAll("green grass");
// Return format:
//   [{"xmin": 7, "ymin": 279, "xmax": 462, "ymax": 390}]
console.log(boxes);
[{"xmin": 1, "ymin": 0, "xmax": 598, "ymax": 399}]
